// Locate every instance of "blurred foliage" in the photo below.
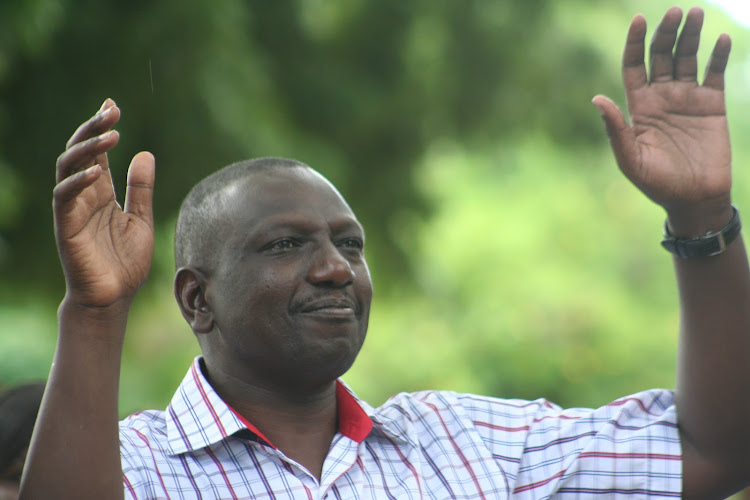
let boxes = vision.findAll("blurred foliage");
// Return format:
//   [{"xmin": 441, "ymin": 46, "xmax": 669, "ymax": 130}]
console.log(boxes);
[
  {"xmin": 0, "ymin": 0, "xmax": 620, "ymax": 295},
  {"xmin": 1, "ymin": 0, "xmax": 750, "ymax": 415}
]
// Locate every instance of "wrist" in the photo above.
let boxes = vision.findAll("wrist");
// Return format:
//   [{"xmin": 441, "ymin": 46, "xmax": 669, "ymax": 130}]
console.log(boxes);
[
  {"xmin": 57, "ymin": 296, "xmax": 132, "ymax": 345},
  {"xmin": 662, "ymin": 204, "xmax": 741, "ymax": 258},
  {"xmin": 665, "ymin": 199, "xmax": 734, "ymax": 237}
]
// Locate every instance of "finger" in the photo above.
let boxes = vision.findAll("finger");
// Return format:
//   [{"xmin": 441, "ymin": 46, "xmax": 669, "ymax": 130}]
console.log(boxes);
[
  {"xmin": 124, "ymin": 152, "xmax": 155, "ymax": 225},
  {"xmin": 52, "ymin": 164, "xmax": 102, "ymax": 211},
  {"xmin": 592, "ymin": 95, "xmax": 640, "ymax": 177},
  {"xmin": 649, "ymin": 6, "xmax": 683, "ymax": 82},
  {"xmin": 674, "ymin": 7, "xmax": 703, "ymax": 82},
  {"xmin": 56, "ymin": 130, "xmax": 119, "ymax": 183},
  {"xmin": 65, "ymin": 99, "xmax": 121, "ymax": 151},
  {"xmin": 622, "ymin": 14, "xmax": 648, "ymax": 93},
  {"xmin": 62, "ymin": 100, "xmax": 125, "ymax": 205},
  {"xmin": 703, "ymin": 33, "xmax": 731, "ymax": 90}
]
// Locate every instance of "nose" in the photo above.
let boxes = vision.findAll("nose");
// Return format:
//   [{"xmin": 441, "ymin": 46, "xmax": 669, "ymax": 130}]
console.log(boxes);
[{"xmin": 306, "ymin": 242, "xmax": 355, "ymax": 288}]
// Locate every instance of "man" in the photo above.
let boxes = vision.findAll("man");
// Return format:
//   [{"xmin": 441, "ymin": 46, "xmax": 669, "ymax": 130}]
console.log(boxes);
[{"xmin": 19, "ymin": 6, "xmax": 750, "ymax": 499}]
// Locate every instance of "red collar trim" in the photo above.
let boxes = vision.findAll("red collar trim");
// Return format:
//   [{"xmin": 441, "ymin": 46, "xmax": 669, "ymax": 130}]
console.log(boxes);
[
  {"xmin": 226, "ymin": 381, "xmax": 372, "ymax": 447},
  {"xmin": 335, "ymin": 380, "xmax": 373, "ymax": 443},
  {"xmin": 228, "ymin": 407, "xmax": 278, "ymax": 449}
]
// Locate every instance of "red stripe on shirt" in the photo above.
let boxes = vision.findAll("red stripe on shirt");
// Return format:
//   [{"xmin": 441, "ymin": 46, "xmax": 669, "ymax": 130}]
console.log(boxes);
[
  {"xmin": 205, "ymin": 446, "xmax": 240, "ymax": 500},
  {"xmin": 513, "ymin": 470, "xmax": 566, "ymax": 493},
  {"xmin": 191, "ymin": 362, "xmax": 228, "ymax": 438},
  {"xmin": 579, "ymin": 451, "xmax": 681, "ymax": 461},
  {"xmin": 425, "ymin": 399, "xmax": 486, "ymax": 499}
]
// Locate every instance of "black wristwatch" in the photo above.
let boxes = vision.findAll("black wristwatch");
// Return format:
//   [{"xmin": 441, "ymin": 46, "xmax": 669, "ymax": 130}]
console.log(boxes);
[{"xmin": 661, "ymin": 206, "xmax": 741, "ymax": 258}]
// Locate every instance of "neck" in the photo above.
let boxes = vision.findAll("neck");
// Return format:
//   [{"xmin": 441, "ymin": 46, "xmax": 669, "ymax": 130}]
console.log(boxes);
[{"xmin": 203, "ymin": 360, "xmax": 339, "ymax": 480}]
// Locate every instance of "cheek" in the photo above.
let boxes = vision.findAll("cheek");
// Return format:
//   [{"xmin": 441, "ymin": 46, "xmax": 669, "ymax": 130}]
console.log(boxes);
[
  {"xmin": 258, "ymin": 265, "xmax": 301, "ymax": 295},
  {"xmin": 356, "ymin": 266, "xmax": 374, "ymax": 301},
  {"xmin": 242, "ymin": 272, "xmax": 298, "ymax": 323},
  {"xmin": 221, "ymin": 263, "xmax": 302, "ymax": 328}
]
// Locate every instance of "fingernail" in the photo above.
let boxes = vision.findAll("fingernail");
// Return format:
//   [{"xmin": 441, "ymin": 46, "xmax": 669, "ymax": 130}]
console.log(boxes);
[
  {"xmin": 99, "ymin": 99, "xmax": 110, "ymax": 112},
  {"xmin": 84, "ymin": 164, "xmax": 101, "ymax": 175},
  {"xmin": 98, "ymin": 130, "xmax": 113, "ymax": 141}
]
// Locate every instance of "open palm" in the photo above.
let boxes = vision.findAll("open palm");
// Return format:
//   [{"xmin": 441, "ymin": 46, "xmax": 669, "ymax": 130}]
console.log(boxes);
[
  {"xmin": 54, "ymin": 100, "xmax": 155, "ymax": 308},
  {"xmin": 594, "ymin": 7, "xmax": 732, "ymax": 213}
]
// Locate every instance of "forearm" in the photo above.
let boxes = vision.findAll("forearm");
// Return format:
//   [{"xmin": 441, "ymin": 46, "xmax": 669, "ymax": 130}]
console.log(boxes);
[
  {"xmin": 671, "ymin": 207, "xmax": 750, "ymax": 492},
  {"xmin": 19, "ymin": 298, "xmax": 130, "ymax": 500}
]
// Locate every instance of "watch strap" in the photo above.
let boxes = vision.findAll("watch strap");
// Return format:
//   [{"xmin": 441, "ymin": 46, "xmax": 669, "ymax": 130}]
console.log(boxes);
[{"xmin": 661, "ymin": 206, "xmax": 741, "ymax": 258}]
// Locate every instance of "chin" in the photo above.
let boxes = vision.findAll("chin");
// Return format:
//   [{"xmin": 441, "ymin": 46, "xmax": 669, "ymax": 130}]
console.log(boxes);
[{"xmin": 293, "ymin": 338, "xmax": 363, "ymax": 385}]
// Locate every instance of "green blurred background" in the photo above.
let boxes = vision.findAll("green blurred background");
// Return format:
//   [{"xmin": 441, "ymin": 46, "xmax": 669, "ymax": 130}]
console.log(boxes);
[{"xmin": 1, "ymin": 0, "xmax": 749, "ymax": 416}]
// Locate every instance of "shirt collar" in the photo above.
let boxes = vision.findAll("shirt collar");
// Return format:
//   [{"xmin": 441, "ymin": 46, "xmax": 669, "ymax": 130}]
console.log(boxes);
[
  {"xmin": 165, "ymin": 357, "xmax": 247, "ymax": 456},
  {"xmin": 165, "ymin": 357, "xmax": 406, "ymax": 456},
  {"xmin": 334, "ymin": 380, "xmax": 409, "ymax": 445}
]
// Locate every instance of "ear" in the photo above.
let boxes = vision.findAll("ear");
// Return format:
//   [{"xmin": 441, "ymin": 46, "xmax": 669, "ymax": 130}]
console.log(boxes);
[{"xmin": 174, "ymin": 267, "xmax": 214, "ymax": 334}]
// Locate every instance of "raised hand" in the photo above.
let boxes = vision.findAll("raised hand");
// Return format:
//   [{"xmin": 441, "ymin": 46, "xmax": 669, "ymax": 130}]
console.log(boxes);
[
  {"xmin": 53, "ymin": 99, "xmax": 155, "ymax": 309},
  {"xmin": 593, "ymin": 7, "xmax": 732, "ymax": 229}
]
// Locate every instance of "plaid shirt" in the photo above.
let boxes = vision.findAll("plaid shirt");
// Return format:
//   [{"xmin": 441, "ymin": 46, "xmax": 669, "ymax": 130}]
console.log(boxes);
[{"xmin": 120, "ymin": 357, "xmax": 681, "ymax": 499}]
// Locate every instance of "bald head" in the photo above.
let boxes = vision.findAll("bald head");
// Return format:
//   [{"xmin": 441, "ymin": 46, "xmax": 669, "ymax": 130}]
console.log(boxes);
[{"xmin": 174, "ymin": 157, "xmax": 309, "ymax": 271}]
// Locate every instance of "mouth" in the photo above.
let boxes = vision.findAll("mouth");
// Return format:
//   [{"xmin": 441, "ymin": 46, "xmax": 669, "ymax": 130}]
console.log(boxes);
[{"xmin": 298, "ymin": 297, "xmax": 358, "ymax": 318}]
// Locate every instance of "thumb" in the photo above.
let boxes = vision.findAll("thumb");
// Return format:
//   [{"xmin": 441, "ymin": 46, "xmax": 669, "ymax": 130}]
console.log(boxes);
[
  {"xmin": 592, "ymin": 95, "xmax": 639, "ymax": 176},
  {"xmin": 124, "ymin": 151, "xmax": 155, "ymax": 225}
]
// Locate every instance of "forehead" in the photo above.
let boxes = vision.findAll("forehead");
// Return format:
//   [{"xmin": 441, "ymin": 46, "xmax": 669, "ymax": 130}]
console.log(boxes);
[{"xmin": 217, "ymin": 167, "xmax": 359, "ymax": 229}]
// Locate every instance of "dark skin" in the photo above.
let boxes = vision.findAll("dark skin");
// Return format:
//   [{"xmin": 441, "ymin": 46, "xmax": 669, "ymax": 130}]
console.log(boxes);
[
  {"xmin": 20, "ymin": 100, "xmax": 154, "ymax": 500},
  {"xmin": 175, "ymin": 169, "xmax": 372, "ymax": 476},
  {"xmin": 593, "ymin": 6, "xmax": 750, "ymax": 497},
  {"xmin": 19, "ymin": 6, "xmax": 750, "ymax": 499}
]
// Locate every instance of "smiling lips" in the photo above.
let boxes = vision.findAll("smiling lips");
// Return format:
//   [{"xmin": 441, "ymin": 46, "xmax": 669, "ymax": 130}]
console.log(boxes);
[{"xmin": 298, "ymin": 298, "xmax": 358, "ymax": 317}]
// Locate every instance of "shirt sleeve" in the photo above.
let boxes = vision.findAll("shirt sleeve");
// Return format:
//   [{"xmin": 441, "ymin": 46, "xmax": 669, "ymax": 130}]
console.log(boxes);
[
  {"xmin": 460, "ymin": 389, "xmax": 682, "ymax": 497},
  {"xmin": 119, "ymin": 412, "xmax": 166, "ymax": 500},
  {"xmin": 120, "ymin": 426, "xmax": 149, "ymax": 499}
]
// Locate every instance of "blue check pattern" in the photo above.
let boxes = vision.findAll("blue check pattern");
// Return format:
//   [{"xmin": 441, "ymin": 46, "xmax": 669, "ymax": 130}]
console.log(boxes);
[{"xmin": 120, "ymin": 357, "xmax": 681, "ymax": 499}]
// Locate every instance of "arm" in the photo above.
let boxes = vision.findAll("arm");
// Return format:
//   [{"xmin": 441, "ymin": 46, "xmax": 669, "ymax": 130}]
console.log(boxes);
[
  {"xmin": 593, "ymin": 7, "xmax": 750, "ymax": 499},
  {"xmin": 19, "ymin": 100, "xmax": 155, "ymax": 499}
]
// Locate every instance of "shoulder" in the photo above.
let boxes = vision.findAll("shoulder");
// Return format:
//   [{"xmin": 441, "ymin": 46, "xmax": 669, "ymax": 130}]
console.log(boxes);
[
  {"xmin": 119, "ymin": 409, "xmax": 169, "ymax": 459},
  {"xmin": 118, "ymin": 409, "xmax": 171, "ymax": 498},
  {"xmin": 371, "ymin": 388, "xmax": 678, "ymax": 457},
  {"xmin": 377, "ymin": 387, "xmax": 677, "ymax": 419},
  {"xmin": 369, "ymin": 389, "xmax": 562, "ymax": 457},
  {"xmin": 373, "ymin": 389, "xmax": 562, "ymax": 427},
  {"xmin": 372, "ymin": 389, "xmax": 680, "ymax": 494}
]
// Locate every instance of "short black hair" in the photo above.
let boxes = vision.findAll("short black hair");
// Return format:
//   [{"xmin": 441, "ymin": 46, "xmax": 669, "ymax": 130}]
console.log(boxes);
[
  {"xmin": 174, "ymin": 157, "xmax": 308, "ymax": 271},
  {"xmin": 0, "ymin": 382, "xmax": 45, "ymax": 473}
]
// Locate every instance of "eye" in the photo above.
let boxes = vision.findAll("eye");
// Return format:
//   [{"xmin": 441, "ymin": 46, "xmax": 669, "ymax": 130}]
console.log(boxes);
[
  {"xmin": 267, "ymin": 238, "xmax": 299, "ymax": 251},
  {"xmin": 339, "ymin": 238, "xmax": 364, "ymax": 250}
]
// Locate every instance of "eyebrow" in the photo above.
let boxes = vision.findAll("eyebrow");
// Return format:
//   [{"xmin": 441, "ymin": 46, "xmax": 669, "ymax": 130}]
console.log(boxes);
[{"xmin": 242, "ymin": 214, "xmax": 365, "ymax": 247}]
